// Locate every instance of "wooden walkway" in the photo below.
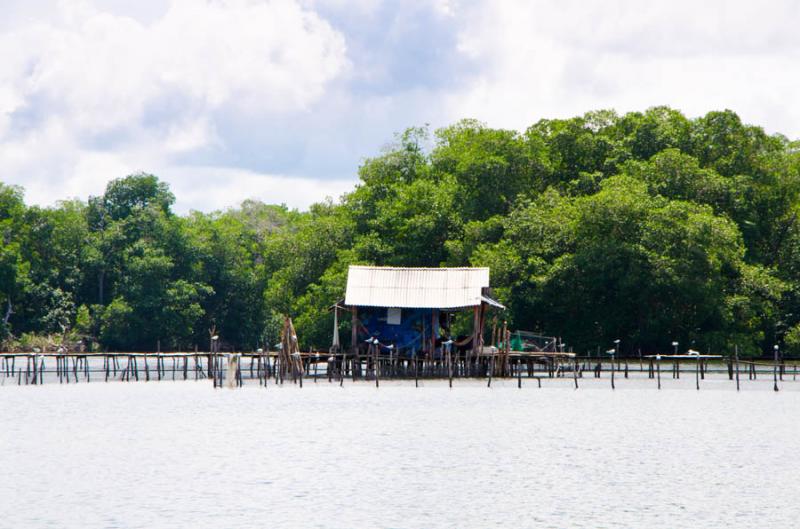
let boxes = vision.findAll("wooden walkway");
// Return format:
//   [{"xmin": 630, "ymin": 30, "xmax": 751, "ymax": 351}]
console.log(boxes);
[{"xmin": 1, "ymin": 351, "xmax": 797, "ymax": 391}]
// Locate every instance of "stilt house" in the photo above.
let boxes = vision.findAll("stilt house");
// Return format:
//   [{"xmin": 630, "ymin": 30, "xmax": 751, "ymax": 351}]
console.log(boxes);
[{"xmin": 336, "ymin": 266, "xmax": 504, "ymax": 357}]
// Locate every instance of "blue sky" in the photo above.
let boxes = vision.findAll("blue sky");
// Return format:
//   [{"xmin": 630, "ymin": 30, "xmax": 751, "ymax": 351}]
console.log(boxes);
[{"xmin": 1, "ymin": 0, "xmax": 799, "ymax": 212}]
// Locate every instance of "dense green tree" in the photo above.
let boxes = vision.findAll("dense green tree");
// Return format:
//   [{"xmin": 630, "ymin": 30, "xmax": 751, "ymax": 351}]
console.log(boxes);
[
  {"xmin": 432, "ymin": 119, "xmax": 537, "ymax": 221},
  {"xmin": 525, "ymin": 112, "xmax": 617, "ymax": 192},
  {"xmin": 184, "ymin": 209, "xmax": 267, "ymax": 350},
  {"xmin": 622, "ymin": 149, "xmax": 732, "ymax": 212},
  {"xmin": 4, "ymin": 107, "xmax": 800, "ymax": 358},
  {"xmin": 0, "ymin": 184, "xmax": 27, "ymax": 338},
  {"xmin": 473, "ymin": 177, "xmax": 776, "ymax": 355}
]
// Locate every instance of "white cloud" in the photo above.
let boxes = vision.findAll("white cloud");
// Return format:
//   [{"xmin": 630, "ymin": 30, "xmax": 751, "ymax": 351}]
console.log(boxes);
[
  {"xmin": 165, "ymin": 166, "xmax": 356, "ymax": 212},
  {"xmin": 302, "ymin": 0, "xmax": 381, "ymax": 17},
  {"xmin": 446, "ymin": 0, "xmax": 800, "ymax": 137},
  {"xmin": 0, "ymin": 0, "xmax": 349, "ymax": 209},
  {"xmin": 8, "ymin": 0, "xmax": 348, "ymax": 129},
  {"xmin": 163, "ymin": 117, "xmax": 218, "ymax": 155},
  {"xmin": 4, "ymin": 0, "xmax": 800, "ymax": 214}
]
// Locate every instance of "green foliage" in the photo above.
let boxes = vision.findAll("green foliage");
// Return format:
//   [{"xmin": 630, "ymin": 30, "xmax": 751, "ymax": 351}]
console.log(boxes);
[
  {"xmin": 4, "ymin": 107, "xmax": 800, "ymax": 357},
  {"xmin": 474, "ymin": 177, "xmax": 757, "ymax": 353},
  {"xmin": 89, "ymin": 172, "xmax": 174, "ymax": 224},
  {"xmin": 433, "ymin": 119, "xmax": 536, "ymax": 220},
  {"xmin": 0, "ymin": 183, "xmax": 27, "ymax": 338},
  {"xmin": 622, "ymin": 149, "xmax": 732, "ymax": 211},
  {"xmin": 99, "ymin": 297, "xmax": 133, "ymax": 350},
  {"xmin": 784, "ymin": 323, "xmax": 800, "ymax": 357}
]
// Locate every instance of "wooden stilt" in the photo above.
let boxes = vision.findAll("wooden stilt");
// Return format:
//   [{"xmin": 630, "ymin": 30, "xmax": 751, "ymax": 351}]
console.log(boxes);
[
  {"xmin": 773, "ymin": 346, "xmax": 780, "ymax": 392},
  {"xmin": 573, "ymin": 359, "xmax": 578, "ymax": 389},
  {"xmin": 695, "ymin": 357, "xmax": 700, "ymax": 390},
  {"xmin": 414, "ymin": 352, "xmax": 419, "ymax": 388},
  {"xmin": 448, "ymin": 345, "xmax": 453, "ymax": 388},
  {"xmin": 657, "ymin": 357, "xmax": 661, "ymax": 390},
  {"xmin": 611, "ymin": 358, "xmax": 615, "ymax": 390}
]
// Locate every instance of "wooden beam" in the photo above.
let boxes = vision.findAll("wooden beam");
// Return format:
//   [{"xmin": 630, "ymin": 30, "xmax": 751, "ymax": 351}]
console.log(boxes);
[
  {"xmin": 431, "ymin": 309, "xmax": 437, "ymax": 359},
  {"xmin": 472, "ymin": 305, "xmax": 480, "ymax": 354},
  {"xmin": 351, "ymin": 307, "xmax": 358, "ymax": 355}
]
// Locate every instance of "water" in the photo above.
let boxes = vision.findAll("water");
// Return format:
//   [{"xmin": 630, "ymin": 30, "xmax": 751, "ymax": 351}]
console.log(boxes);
[{"xmin": 1, "ymin": 378, "xmax": 799, "ymax": 528}]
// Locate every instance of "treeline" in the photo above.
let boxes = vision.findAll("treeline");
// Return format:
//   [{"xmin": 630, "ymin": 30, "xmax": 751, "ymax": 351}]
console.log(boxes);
[{"xmin": 3, "ymin": 107, "xmax": 800, "ymax": 356}]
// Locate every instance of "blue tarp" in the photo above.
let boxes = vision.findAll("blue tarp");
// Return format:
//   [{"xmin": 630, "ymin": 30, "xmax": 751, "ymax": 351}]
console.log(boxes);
[{"xmin": 357, "ymin": 307, "xmax": 439, "ymax": 355}]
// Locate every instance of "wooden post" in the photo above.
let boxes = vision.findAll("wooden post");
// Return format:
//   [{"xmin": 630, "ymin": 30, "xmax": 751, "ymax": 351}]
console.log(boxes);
[
  {"xmin": 431, "ymin": 309, "xmax": 437, "ymax": 364},
  {"xmin": 351, "ymin": 308, "xmax": 359, "ymax": 381},
  {"xmin": 478, "ymin": 304, "xmax": 486, "ymax": 352},
  {"xmin": 734, "ymin": 346, "xmax": 740, "ymax": 391},
  {"xmin": 502, "ymin": 320, "xmax": 508, "ymax": 376},
  {"xmin": 448, "ymin": 343, "xmax": 453, "ymax": 388},
  {"xmin": 573, "ymin": 358, "xmax": 578, "ymax": 389},
  {"xmin": 611, "ymin": 355, "xmax": 615, "ymax": 390},
  {"xmin": 414, "ymin": 350, "xmax": 419, "ymax": 388},
  {"xmin": 342, "ymin": 351, "xmax": 348, "ymax": 382},
  {"xmin": 487, "ymin": 347, "xmax": 494, "ymax": 388},
  {"xmin": 773, "ymin": 346, "xmax": 779, "ymax": 392},
  {"xmin": 491, "ymin": 318, "xmax": 497, "ymax": 353},
  {"xmin": 225, "ymin": 354, "xmax": 240, "ymax": 389},
  {"xmin": 695, "ymin": 356, "xmax": 700, "ymax": 391},
  {"xmin": 374, "ymin": 342, "xmax": 379, "ymax": 388},
  {"xmin": 351, "ymin": 307, "xmax": 358, "ymax": 354},
  {"xmin": 656, "ymin": 356, "xmax": 661, "ymax": 389},
  {"xmin": 296, "ymin": 353, "xmax": 303, "ymax": 388},
  {"xmin": 471, "ymin": 305, "xmax": 480, "ymax": 359}
]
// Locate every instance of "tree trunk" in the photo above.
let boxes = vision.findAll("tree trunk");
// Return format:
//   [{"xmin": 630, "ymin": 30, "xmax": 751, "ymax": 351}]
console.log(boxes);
[
  {"xmin": 98, "ymin": 269, "xmax": 105, "ymax": 305},
  {"xmin": 3, "ymin": 297, "xmax": 12, "ymax": 325}
]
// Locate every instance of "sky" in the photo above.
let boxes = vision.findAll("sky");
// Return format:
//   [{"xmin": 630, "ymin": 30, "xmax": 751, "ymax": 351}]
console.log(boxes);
[{"xmin": 1, "ymin": 0, "xmax": 800, "ymax": 213}]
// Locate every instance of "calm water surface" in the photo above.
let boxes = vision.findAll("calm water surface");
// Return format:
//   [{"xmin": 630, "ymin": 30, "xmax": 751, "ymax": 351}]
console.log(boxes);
[{"xmin": 1, "ymin": 377, "xmax": 799, "ymax": 528}]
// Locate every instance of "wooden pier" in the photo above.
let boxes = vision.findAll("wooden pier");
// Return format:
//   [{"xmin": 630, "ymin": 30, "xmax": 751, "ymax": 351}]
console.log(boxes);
[{"xmin": 1, "ymin": 350, "xmax": 796, "ymax": 390}]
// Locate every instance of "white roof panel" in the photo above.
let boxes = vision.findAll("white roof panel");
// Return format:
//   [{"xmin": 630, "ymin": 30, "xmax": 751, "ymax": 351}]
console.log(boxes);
[{"xmin": 345, "ymin": 266, "xmax": 490, "ymax": 309}]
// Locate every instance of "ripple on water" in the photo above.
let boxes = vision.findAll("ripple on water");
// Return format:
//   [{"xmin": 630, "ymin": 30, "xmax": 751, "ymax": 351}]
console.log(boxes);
[{"xmin": 0, "ymin": 380, "xmax": 799, "ymax": 528}]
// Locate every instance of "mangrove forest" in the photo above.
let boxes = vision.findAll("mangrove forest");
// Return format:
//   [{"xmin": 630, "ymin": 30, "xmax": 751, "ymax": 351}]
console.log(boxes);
[{"xmin": 2, "ymin": 107, "xmax": 800, "ymax": 358}]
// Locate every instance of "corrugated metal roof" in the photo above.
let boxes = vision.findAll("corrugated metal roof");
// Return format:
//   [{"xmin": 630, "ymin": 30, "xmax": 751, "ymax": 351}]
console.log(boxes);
[
  {"xmin": 345, "ymin": 266, "xmax": 490, "ymax": 309},
  {"xmin": 481, "ymin": 295, "xmax": 506, "ymax": 310}
]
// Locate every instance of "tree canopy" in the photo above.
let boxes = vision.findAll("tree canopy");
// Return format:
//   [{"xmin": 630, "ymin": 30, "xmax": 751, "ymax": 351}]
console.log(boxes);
[{"xmin": 3, "ymin": 108, "xmax": 799, "ymax": 357}]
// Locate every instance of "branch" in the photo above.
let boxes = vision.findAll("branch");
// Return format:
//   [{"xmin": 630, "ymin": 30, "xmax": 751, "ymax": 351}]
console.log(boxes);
[{"xmin": 3, "ymin": 297, "xmax": 12, "ymax": 325}]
